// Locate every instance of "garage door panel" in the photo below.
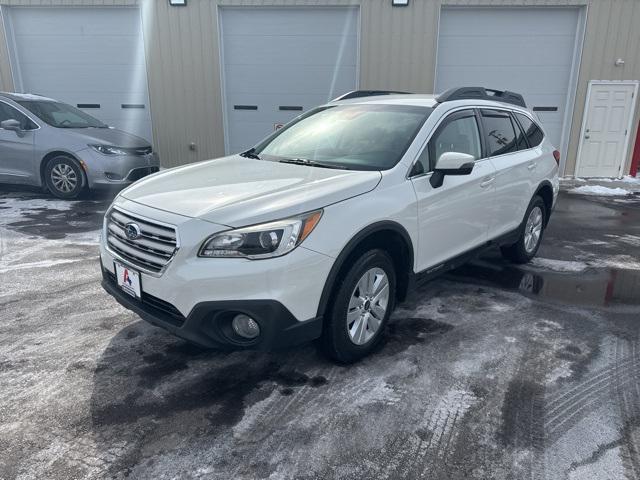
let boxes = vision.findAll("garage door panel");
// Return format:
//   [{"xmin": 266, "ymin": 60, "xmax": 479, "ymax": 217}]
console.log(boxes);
[
  {"xmin": 9, "ymin": 7, "xmax": 152, "ymax": 142},
  {"xmin": 223, "ymin": 35, "xmax": 358, "ymax": 67},
  {"xmin": 438, "ymin": 37, "xmax": 575, "ymax": 67},
  {"xmin": 10, "ymin": 8, "xmax": 141, "ymax": 36},
  {"xmin": 19, "ymin": 64, "xmax": 146, "ymax": 94},
  {"xmin": 440, "ymin": 7, "xmax": 579, "ymax": 35},
  {"xmin": 14, "ymin": 35, "xmax": 143, "ymax": 66},
  {"xmin": 224, "ymin": 65, "xmax": 357, "ymax": 95},
  {"xmin": 437, "ymin": 65, "xmax": 573, "ymax": 95},
  {"xmin": 437, "ymin": 8, "xmax": 580, "ymax": 153},
  {"xmin": 222, "ymin": 8, "xmax": 358, "ymax": 36}
]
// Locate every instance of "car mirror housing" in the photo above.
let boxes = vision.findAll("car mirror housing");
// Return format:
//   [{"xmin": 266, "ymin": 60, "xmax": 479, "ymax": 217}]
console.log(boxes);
[
  {"xmin": 1, "ymin": 118, "xmax": 23, "ymax": 133},
  {"xmin": 430, "ymin": 151, "xmax": 475, "ymax": 188}
]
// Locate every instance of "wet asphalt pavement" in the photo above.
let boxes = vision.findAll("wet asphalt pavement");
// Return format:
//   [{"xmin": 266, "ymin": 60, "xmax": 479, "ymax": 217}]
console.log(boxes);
[{"xmin": 0, "ymin": 185, "xmax": 639, "ymax": 480}]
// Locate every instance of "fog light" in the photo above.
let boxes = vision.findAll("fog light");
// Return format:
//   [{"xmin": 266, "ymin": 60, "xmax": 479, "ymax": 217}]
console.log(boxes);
[
  {"xmin": 231, "ymin": 314, "xmax": 260, "ymax": 339},
  {"xmin": 104, "ymin": 171, "xmax": 122, "ymax": 180}
]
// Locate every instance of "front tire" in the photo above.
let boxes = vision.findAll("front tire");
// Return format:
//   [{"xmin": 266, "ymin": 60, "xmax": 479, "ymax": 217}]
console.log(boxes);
[
  {"xmin": 44, "ymin": 156, "xmax": 86, "ymax": 199},
  {"xmin": 319, "ymin": 249, "xmax": 396, "ymax": 363},
  {"xmin": 501, "ymin": 196, "xmax": 546, "ymax": 264}
]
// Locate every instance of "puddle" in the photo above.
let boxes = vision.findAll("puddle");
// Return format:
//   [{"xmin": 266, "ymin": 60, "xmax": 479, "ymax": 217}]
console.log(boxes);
[
  {"xmin": 0, "ymin": 188, "xmax": 111, "ymax": 239},
  {"xmin": 449, "ymin": 260, "xmax": 640, "ymax": 307}
]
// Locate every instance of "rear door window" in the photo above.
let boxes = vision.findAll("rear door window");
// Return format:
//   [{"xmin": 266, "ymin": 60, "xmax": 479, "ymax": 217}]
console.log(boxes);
[
  {"xmin": 515, "ymin": 113, "xmax": 544, "ymax": 147},
  {"xmin": 481, "ymin": 109, "xmax": 518, "ymax": 156}
]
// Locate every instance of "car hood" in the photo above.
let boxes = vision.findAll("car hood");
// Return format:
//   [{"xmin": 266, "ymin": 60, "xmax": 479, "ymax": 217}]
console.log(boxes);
[
  {"xmin": 120, "ymin": 156, "xmax": 382, "ymax": 227},
  {"xmin": 61, "ymin": 127, "xmax": 150, "ymax": 147}
]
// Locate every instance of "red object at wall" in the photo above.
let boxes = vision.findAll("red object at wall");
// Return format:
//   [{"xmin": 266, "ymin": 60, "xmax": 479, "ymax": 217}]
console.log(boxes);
[{"xmin": 631, "ymin": 120, "xmax": 640, "ymax": 177}]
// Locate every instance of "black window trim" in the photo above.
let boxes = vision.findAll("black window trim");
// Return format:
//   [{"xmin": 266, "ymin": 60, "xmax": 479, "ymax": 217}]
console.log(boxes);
[
  {"xmin": 0, "ymin": 99, "xmax": 41, "ymax": 131},
  {"xmin": 407, "ymin": 106, "xmax": 485, "ymax": 179},
  {"xmin": 510, "ymin": 111, "xmax": 531, "ymax": 150}
]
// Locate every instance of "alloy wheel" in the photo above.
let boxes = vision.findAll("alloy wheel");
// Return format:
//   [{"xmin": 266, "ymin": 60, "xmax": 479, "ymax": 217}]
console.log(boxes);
[
  {"xmin": 50, "ymin": 163, "xmax": 78, "ymax": 193},
  {"xmin": 524, "ymin": 206, "xmax": 543, "ymax": 253},
  {"xmin": 346, "ymin": 267, "xmax": 389, "ymax": 345}
]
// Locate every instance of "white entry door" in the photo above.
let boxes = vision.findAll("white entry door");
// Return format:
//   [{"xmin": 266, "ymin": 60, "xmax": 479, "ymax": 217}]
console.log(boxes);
[{"xmin": 577, "ymin": 82, "xmax": 638, "ymax": 178}]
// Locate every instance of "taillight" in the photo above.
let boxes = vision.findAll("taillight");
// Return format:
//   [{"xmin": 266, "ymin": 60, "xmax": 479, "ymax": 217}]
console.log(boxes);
[{"xmin": 553, "ymin": 150, "xmax": 560, "ymax": 165}]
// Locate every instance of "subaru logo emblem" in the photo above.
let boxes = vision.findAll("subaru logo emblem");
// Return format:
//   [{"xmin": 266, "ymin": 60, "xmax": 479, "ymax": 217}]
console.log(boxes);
[{"xmin": 124, "ymin": 222, "xmax": 141, "ymax": 241}]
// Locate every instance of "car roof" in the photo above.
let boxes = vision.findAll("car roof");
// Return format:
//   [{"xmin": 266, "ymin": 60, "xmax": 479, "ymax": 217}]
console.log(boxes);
[
  {"xmin": 0, "ymin": 92, "xmax": 57, "ymax": 102},
  {"xmin": 329, "ymin": 93, "xmax": 533, "ymax": 116}
]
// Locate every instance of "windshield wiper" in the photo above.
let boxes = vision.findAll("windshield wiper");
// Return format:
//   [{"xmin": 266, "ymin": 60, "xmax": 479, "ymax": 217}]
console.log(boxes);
[
  {"xmin": 279, "ymin": 157, "xmax": 347, "ymax": 170},
  {"xmin": 240, "ymin": 148, "xmax": 261, "ymax": 159}
]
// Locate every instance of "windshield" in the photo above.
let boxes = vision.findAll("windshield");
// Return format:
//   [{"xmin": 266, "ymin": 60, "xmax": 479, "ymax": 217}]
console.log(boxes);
[
  {"xmin": 16, "ymin": 100, "xmax": 108, "ymax": 128},
  {"xmin": 256, "ymin": 104, "xmax": 433, "ymax": 171}
]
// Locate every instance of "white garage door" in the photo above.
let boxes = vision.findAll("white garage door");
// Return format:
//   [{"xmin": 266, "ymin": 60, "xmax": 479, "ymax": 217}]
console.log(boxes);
[
  {"xmin": 6, "ymin": 7, "xmax": 152, "ymax": 141},
  {"xmin": 436, "ymin": 7, "xmax": 581, "ymax": 152},
  {"xmin": 220, "ymin": 7, "xmax": 359, "ymax": 154}
]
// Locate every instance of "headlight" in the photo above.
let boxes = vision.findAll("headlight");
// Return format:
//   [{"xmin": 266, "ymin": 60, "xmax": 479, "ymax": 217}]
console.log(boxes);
[
  {"xmin": 199, "ymin": 210, "xmax": 322, "ymax": 259},
  {"xmin": 90, "ymin": 144, "xmax": 130, "ymax": 156}
]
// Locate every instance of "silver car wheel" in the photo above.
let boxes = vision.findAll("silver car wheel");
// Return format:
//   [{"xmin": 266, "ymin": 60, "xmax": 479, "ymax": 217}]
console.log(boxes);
[
  {"xmin": 347, "ymin": 267, "xmax": 389, "ymax": 345},
  {"xmin": 50, "ymin": 163, "xmax": 78, "ymax": 193},
  {"xmin": 524, "ymin": 206, "xmax": 543, "ymax": 253}
]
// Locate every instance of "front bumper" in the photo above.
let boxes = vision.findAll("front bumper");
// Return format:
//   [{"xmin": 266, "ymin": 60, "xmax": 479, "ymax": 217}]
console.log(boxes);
[
  {"xmin": 101, "ymin": 267, "xmax": 323, "ymax": 350},
  {"xmin": 76, "ymin": 148, "xmax": 160, "ymax": 189},
  {"xmin": 99, "ymin": 197, "xmax": 334, "ymax": 350}
]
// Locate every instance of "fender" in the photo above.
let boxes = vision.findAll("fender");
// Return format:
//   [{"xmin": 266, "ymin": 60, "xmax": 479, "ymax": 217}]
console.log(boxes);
[
  {"xmin": 315, "ymin": 220, "xmax": 414, "ymax": 318},
  {"xmin": 533, "ymin": 179, "xmax": 554, "ymax": 224}
]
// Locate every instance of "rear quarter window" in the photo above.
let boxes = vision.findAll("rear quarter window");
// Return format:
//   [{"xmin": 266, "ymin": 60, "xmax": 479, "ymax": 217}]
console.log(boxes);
[{"xmin": 515, "ymin": 113, "xmax": 544, "ymax": 148}]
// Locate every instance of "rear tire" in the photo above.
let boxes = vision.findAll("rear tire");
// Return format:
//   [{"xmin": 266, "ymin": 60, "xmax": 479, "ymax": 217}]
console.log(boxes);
[
  {"xmin": 319, "ymin": 249, "xmax": 396, "ymax": 363},
  {"xmin": 44, "ymin": 156, "xmax": 86, "ymax": 199},
  {"xmin": 500, "ymin": 196, "xmax": 546, "ymax": 264}
]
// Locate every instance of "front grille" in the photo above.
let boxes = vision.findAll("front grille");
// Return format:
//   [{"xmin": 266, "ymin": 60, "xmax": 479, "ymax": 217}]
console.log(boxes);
[
  {"xmin": 121, "ymin": 146, "xmax": 153, "ymax": 156},
  {"xmin": 106, "ymin": 208, "xmax": 178, "ymax": 274},
  {"xmin": 126, "ymin": 166, "xmax": 159, "ymax": 181},
  {"xmin": 104, "ymin": 270, "xmax": 185, "ymax": 326}
]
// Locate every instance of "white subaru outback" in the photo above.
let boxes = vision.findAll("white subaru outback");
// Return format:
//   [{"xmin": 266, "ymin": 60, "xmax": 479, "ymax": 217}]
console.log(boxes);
[{"xmin": 100, "ymin": 87, "xmax": 559, "ymax": 362}]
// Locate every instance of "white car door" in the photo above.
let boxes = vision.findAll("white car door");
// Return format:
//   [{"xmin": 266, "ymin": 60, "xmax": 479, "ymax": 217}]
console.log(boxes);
[
  {"xmin": 480, "ymin": 108, "xmax": 536, "ymax": 237},
  {"xmin": 410, "ymin": 109, "xmax": 497, "ymax": 271}
]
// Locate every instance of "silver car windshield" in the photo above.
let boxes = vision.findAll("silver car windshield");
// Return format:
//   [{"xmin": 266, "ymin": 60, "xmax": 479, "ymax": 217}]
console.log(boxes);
[
  {"xmin": 16, "ymin": 100, "xmax": 108, "ymax": 129},
  {"xmin": 256, "ymin": 104, "xmax": 433, "ymax": 171}
]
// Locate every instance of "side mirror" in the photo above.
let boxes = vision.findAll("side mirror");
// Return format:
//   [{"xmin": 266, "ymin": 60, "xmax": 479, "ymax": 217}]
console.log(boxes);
[
  {"xmin": 1, "ymin": 119, "xmax": 24, "ymax": 136},
  {"xmin": 430, "ymin": 152, "xmax": 475, "ymax": 188}
]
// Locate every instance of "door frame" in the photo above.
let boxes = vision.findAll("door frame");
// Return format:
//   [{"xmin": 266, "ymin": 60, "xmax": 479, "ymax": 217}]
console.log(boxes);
[{"xmin": 574, "ymin": 80, "xmax": 640, "ymax": 178}]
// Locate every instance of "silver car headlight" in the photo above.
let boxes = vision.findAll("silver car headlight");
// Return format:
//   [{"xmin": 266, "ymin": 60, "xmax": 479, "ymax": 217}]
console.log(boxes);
[
  {"xmin": 199, "ymin": 210, "xmax": 322, "ymax": 259},
  {"xmin": 89, "ymin": 144, "xmax": 131, "ymax": 156}
]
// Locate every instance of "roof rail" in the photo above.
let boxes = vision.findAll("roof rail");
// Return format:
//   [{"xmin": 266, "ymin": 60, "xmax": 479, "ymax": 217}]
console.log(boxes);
[
  {"xmin": 333, "ymin": 90, "xmax": 411, "ymax": 101},
  {"xmin": 436, "ymin": 87, "xmax": 526, "ymax": 108}
]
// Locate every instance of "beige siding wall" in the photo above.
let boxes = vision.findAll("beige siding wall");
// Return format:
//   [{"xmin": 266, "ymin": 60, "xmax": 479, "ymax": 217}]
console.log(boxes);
[
  {"xmin": 1, "ymin": 0, "xmax": 639, "ymax": 174},
  {"xmin": 567, "ymin": 0, "xmax": 640, "ymax": 176}
]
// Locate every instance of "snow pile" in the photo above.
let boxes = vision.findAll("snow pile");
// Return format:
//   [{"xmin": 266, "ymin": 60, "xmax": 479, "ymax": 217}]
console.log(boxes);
[
  {"xmin": 569, "ymin": 185, "xmax": 631, "ymax": 196},
  {"xmin": 620, "ymin": 175, "xmax": 640, "ymax": 183}
]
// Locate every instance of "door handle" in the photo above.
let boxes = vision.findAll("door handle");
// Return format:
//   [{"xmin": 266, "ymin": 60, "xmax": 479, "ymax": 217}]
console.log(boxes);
[
  {"xmin": 527, "ymin": 162, "xmax": 537, "ymax": 171},
  {"xmin": 480, "ymin": 177, "xmax": 495, "ymax": 188}
]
